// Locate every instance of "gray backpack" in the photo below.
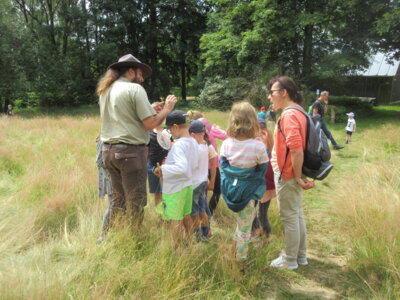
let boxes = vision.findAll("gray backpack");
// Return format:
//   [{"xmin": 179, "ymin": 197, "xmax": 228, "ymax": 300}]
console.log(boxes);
[{"xmin": 278, "ymin": 106, "xmax": 333, "ymax": 180}]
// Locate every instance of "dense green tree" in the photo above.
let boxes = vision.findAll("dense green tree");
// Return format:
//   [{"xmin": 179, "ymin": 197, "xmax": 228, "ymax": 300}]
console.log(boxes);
[
  {"xmin": 0, "ymin": 0, "xmax": 34, "ymax": 111},
  {"xmin": 200, "ymin": 0, "xmax": 392, "ymax": 86},
  {"xmin": 0, "ymin": 0, "xmax": 398, "ymax": 107},
  {"xmin": 375, "ymin": 0, "xmax": 400, "ymax": 59}
]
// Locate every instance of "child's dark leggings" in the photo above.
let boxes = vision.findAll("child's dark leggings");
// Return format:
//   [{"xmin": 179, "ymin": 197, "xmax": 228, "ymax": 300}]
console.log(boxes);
[
  {"xmin": 252, "ymin": 200, "xmax": 271, "ymax": 236},
  {"xmin": 208, "ymin": 167, "xmax": 221, "ymax": 216}
]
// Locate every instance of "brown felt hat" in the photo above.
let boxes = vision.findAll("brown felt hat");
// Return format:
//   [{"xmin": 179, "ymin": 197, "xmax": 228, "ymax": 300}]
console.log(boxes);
[{"xmin": 108, "ymin": 54, "xmax": 152, "ymax": 78}]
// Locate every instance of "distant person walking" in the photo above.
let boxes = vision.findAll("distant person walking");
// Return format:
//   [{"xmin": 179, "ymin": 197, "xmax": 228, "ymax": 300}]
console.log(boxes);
[
  {"xmin": 312, "ymin": 91, "xmax": 344, "ymax": 150},
  {"xmin": 345, "ymin": 112, "xmax": 356, "ymax": 144},
  {"xmin": 6, "ymin": 104, "xmax": 13, "ymax": 118},
  {"xmin": 267, "ymin": 76, "xmax": 315, "ymax": 270},
  {"xmin": 96, "ymin": 54, "xmax": 177, "ymax": 240}
]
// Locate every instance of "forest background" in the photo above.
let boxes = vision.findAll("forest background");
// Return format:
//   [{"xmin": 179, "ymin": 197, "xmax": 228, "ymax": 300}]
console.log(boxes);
[{"xmin": 1, "ymin": 0, "xmax": 399, "ymax": 111}]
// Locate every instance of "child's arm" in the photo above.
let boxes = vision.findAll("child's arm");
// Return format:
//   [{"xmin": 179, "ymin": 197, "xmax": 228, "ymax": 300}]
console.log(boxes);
[
  {"xmin": 353, "ymin": 122, "xmax": 356, "ymax": 133},
  {"xmin": 211, "ymin": 126, "xmax": 228, "ymax": 140}
]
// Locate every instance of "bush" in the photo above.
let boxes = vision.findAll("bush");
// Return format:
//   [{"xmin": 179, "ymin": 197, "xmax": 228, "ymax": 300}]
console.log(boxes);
[
  {"xmin": 315, "ymin": 96, "xmax": 374, "ymax": 123},
  {"xmin": 14, "ymin": 99, "xmax": 26, "ymax": 109},
  {"xmin": 329, "ymin": 96, "xmax": 373, "ymax": 110},
  {"xmin": 198, "ymin": 76, "xmax": 266, "ymax": 110}
]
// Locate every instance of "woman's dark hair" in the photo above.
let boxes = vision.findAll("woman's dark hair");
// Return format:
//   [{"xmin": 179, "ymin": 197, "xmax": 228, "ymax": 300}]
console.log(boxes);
[
  {"xmin": 266, "ymin": 76, "xmax": 304, "ymax": 104},
  {"xmin": 204, "ymin": 132, "xmax": 211, "ymax": 146}
]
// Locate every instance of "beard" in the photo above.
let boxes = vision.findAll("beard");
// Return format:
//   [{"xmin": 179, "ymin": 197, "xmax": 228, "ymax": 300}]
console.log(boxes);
[{"xmin": 131, "ymin": 76, "xmax": 141, "ymax": 84}]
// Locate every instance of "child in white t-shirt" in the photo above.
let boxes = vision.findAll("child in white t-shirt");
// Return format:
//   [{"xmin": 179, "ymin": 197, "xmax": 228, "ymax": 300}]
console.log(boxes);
[
  {"xmin": 345, "ymin": 112, "xmax": 356, "ymax": 144},
  {"xmin": 154, "ymin": 110, "xmax": 199, "ymax": 248},
  {"xmin": 189, "ymin": 120, "xmax": 217, "ymax": 240}
]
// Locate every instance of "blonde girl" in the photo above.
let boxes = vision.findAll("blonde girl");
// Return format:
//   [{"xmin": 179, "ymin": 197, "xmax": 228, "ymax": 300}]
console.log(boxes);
[{"xmin": 219, "ymin": 101, "xmax": 269, "ymax": 268}]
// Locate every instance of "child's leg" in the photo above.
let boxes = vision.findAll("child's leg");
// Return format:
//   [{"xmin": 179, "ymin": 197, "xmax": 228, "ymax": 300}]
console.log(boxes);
[
  {"xmin": 191, "ymin": 214, "xmax": 200, "ymax": 232},
  {"xmin": 198, "ymin": 182, "xmax": 210, "ymax": 237},
  {"xmin": 259, "ymin": 200, "xmax": 271, "ymax": 237},
  {"xmin": 251, "ymin": 201, "xmax": 261, "ymax": 235},
  {"xmin": 199, "ymin": 211, "xmax": 209, "ymax": 237},
  {"xmin": 235, "ymin": 200, "xmax": 256, "ymax": 261},
  {"xmin": 208, "ymin": 168, "xmax": 221, "ymax": 216},
  {"xmin": 170, "ymin": 220, "xmax": 184, "ymax": 248},
  {"xmin": 199, "ymin": 211, "xmax": 209, "ymax": 227},
  {"xmin": 191, "ymin": 183, "xmax": 203, "ymax": 236},
  {"xmin": 183, "ymin": 215, "xmax": 192, "ymax": 239},
  {"xmin": 154, "ymin": 192, "xmax": 162, "ymax": 206}
]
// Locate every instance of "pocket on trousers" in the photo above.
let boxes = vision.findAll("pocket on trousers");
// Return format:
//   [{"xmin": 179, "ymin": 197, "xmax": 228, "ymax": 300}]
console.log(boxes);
[
  {"xmin": 115, "ymin": 151, "xmax": 144, "ymax": 172},
  {"xmin": 115, "ymin": 153, "xmax": 137, "ymax": 159}
]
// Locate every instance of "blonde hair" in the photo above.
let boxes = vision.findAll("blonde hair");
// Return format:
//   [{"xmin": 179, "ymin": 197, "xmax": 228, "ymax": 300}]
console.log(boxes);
[
  {"xmin": 96, "ymin": 67, "xmax": 131, "ymax": 96},
  {"xmin": 227, "ymin": 102, "xmax": 259, "ymax": 139},
  {"xmin": 187, "ymin": 110, "xmax": 203, "ymax": 120}
]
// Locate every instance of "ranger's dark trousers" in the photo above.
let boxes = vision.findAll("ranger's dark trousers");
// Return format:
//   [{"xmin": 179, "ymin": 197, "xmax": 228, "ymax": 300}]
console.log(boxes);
[{"xmin": 102, "ymin": 143, "xmax": 148, "ymax": 230}]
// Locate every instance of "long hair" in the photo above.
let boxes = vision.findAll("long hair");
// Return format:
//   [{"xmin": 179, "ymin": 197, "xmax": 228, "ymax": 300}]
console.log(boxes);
[
  {"xmin": 96, "ymin": 67, "xmax": 130, "ymax": 96},
  {"xmin": 227, "ymin": 101, "xmax": 259, "ymax": 139},
  {"xmin": 266, "ymin": 76, "xmax": 304, "ymax": 104},
  {"xmin": 264, "ymin": 128, "xmax": 274, "ymax": 151}
]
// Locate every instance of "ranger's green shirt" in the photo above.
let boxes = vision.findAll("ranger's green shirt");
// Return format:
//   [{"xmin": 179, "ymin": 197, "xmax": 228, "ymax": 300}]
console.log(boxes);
[{"xmin": 99, "ymin": 77, "xmax": 155, "ymax": 145}]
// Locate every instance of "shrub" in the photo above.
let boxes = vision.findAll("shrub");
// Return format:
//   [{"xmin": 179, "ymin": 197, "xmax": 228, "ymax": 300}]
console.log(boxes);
[
  {"xmin": 329, "ymin": 96, "xmax": 373, "ymax": 110},
  {"xmin": 198, "ymin": 76, "xmax": 266, "ymax": 110}
]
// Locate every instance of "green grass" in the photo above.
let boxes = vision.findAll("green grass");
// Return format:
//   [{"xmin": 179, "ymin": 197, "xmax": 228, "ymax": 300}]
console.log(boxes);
[{"xmin": 0, "ymin": 105, "xmax": 399, "ymax": 299}]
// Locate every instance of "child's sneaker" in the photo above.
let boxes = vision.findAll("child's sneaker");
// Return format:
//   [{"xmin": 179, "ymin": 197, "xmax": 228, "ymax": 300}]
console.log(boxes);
[
  {"xmin": 297, "ymin": 257, "xmax": 308, "ymax": 266},
  {"xmin": 270, "ymin": 255, "xmax": 298, "ymax": 270}
]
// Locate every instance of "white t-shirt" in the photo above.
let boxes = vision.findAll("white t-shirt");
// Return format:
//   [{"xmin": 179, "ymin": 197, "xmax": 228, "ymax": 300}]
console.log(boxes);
[
  {"xmin": 345, "ymin": 118, "xmax": 356, "ymax": 132},
  {"xmin": 161, "ymin": 137, "xmax": 199, "ymax": 194},
  {"xmin": 192, "ymin": 143, "xmax": 217, "ymax": 187},
  {"xmin": 220, "ymin": 138, "xmax": 268, "ymax": 168}
]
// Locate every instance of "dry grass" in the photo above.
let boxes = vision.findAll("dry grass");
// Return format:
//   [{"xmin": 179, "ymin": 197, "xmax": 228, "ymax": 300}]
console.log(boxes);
[
  {"xmin": 332, "ymin": 124, "xmax": 400, "ymax": 298},
  {"xmin": 0, "ymin": 109, "xmax": 399, "ymax": 299}
]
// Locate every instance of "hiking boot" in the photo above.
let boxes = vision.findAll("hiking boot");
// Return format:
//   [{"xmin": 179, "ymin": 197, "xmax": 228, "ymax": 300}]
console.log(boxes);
[
  {"xmin": 333, "ymin": 145, "xmax": 344, "ymax": 150},
  {"xmin": 297, "ymin": 257, "xmax": 308, "ymax": 266},
  {"xmin": 270, "ymin": 255, "xmax": 298, "ymax": 270}
]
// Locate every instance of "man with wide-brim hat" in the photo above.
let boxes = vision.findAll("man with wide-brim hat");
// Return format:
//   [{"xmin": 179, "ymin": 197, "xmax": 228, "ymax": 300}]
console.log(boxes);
[
  {"xmin": 107, "ymin": 54, "xmax": 152, "ymax": 79},
  {"xmin": 96, "ymin": 54, "xmax": 177, "ymax": 242}
]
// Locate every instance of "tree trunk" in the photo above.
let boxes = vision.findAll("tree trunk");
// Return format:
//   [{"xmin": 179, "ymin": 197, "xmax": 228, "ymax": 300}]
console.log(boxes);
[
  {"xmin": 148, "ymin": 1, "xmax": 159, "ymax": 101},
  {"xmin": 302, "ymin": 0, "xmax": 314, "ymax": 80},
  {"xmin": 180, "ymin": 51, "xmax": 187, "ymax": 102},
  {"xmin": 302, "ymin": 24, "xmax": 313, "ymax": 79}
]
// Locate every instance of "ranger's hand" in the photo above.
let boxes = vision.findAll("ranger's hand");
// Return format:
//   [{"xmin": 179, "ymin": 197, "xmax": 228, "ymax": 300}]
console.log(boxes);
[{"xmin": 164, "ymin": 95, "xmax": 177, "ymax": 112}]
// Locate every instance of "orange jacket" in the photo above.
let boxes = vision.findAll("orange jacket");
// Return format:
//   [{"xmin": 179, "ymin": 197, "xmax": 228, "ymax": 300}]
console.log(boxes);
[{"xmin": 271, "ymin": 105, "xmax": 307, "ymax": 180}]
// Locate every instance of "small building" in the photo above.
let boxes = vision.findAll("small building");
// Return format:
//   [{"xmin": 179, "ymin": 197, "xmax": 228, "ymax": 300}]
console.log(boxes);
[{"xmin": 346, "ymin": 53, "xmax": 400, "ymax": 104}]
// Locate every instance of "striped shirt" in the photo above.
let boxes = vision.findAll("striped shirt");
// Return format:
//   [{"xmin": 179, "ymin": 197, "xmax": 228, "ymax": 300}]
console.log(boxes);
[{"xmin": 220, "ymin": 138, "xmax": 268, "ymax": 168}]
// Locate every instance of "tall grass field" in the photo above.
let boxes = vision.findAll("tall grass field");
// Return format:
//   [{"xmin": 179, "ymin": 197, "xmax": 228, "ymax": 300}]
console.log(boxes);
[{"xmin": 0, "ymin": 106, "xmax": 399, "ymax": 299}]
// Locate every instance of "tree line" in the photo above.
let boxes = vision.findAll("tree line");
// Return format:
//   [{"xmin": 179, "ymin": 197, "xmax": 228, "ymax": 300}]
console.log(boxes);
[{"xmin": 0, "ymin": 0, "xmax": 398, "ymax": 111}]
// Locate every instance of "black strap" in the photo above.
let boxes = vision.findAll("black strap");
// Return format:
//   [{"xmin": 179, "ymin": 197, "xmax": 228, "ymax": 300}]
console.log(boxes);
[{"xmin": 277, "ymin": 118, "xmax": 290, "ymax": 181}]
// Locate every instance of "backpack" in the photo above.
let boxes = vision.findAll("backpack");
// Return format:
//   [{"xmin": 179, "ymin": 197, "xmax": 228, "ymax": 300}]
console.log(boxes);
[
  {"xmin": 277, "ymin": 105, "xmax": 333, "ymax": 181},
  {"xmin": 307, "ymin": 104, "xmax": 313, "ymax": 116}
]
